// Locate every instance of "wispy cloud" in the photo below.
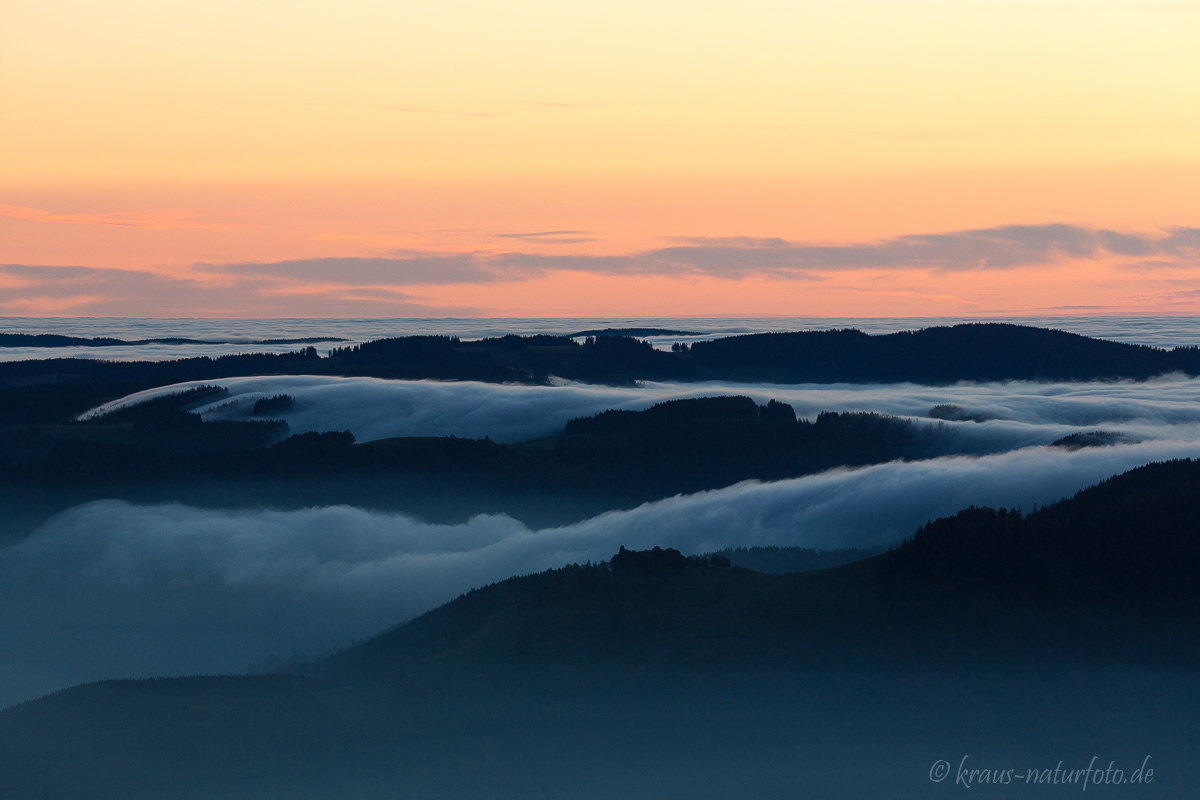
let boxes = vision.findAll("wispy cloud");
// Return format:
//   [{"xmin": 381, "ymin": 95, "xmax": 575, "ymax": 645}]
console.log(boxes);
[
  {"xmin": 199, "ymin": 255, "xmax": 504, "ymax": 285},
  {"xmin": 1161, "ymin": 288, "xmax": 1200, "ymax": 301},
  {"xmin": 4, "ymin": 224, "xmax": 1199, "ymax": 315},
  {"xmin": 664, "ymin": 236, "xmax": 793, "ymax": 247},
  {"xmin": 0, "ymin": 205, "xmax": 250, "ymax": 231},
  {"xmin": 0, "ymin": 263, "xmax": 464, "ymax": 317},
  {"xmin": 493, "ymin": 230, "xmax": 599, "ymax": 244},
  {"xmin": 1038, "ymin": 304, "xmax": 1123, "ymax": 311},
  {"xmin": 642, "ymin": 225, "xmax": 1200, "ymax": 274},
  {"xmin": 478, "ymin": 224, "xmax": 1200, "ymax": 277},
  {"xmin": 839, "ymin": 288, "xmax": 979, "ymax": 305},
  {"xmin": 494, "ymin": 230, "xmax": 594, "ymax": 239}
]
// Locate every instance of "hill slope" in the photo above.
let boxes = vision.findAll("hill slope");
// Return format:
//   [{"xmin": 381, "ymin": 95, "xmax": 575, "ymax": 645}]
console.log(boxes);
[{"xmin": 2, "ymin": 459, "xmax": 1199, "ymax": 798}]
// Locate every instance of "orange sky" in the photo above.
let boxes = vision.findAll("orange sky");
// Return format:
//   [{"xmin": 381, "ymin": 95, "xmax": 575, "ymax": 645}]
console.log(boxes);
[{"xmin": 2, "ymin": 0, "xmax": 1199, "ymax": 317}]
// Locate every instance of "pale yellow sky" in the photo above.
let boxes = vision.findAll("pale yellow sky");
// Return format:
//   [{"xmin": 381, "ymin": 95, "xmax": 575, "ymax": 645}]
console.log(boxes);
[
  {"xmin": 6, "ymin": 0, "xmax": 1199, "ymax": 181},
  {"xmin": 2, "ymin": 0, "xmax": 1199, "ymax": 316}
]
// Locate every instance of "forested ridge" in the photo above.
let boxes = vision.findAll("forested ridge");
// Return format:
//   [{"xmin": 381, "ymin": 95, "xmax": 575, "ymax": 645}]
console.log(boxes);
[
  {"xmin": 0, "ymin": 393, "xmax": 961, "ymax": 530},
  {"xmin": 4, "ymin": 323, "xmax": 1199, "ymax": 426}
]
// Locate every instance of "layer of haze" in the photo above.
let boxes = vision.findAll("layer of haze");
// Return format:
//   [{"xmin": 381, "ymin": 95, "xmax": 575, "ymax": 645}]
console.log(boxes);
[{"xmin": 2, "ymin": 437, "xmax": 1198, "ymax": 709}]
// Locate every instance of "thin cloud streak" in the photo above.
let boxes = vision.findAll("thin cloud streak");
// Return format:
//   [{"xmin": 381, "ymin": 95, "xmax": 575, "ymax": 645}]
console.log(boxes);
[
  {"xmin": 198, "ymin": 255, "xmax": 505, "ymax": 285},
  {"xmin": 493, "ymin": 230, "xmax": 599, "ymax": 244},
  {"xmin": 214, "ymin": 223, "xmax": 1200, "ymax": 280},
  {"xmin": 0, "ymin": 264, "xmax": 462, "ymax": 317},
  {"xmin": 0, "ymin": 205, "xmax": 250, "ymax": 231}
]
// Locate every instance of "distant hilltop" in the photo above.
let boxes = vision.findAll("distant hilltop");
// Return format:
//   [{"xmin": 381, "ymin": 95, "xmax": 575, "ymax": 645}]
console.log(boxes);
[{"xmin": 4, "ymin": 323, "xmax": 1200, "ymax": 429}]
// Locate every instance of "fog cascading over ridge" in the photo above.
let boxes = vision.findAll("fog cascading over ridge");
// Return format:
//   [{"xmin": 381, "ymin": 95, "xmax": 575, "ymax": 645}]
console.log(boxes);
[
  {"xmin": 2, "ymin": 438, "xmax": 1198, "ymax": 709},
  {"xmin": 77, "ymin": 374, "xmax": 1200, "ymax": 452}
]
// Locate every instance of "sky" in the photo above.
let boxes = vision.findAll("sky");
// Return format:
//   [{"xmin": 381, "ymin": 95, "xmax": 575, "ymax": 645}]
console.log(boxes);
[{"xmin": 2, "ymin": 0, "xmax": 1199, "ymax": 317}]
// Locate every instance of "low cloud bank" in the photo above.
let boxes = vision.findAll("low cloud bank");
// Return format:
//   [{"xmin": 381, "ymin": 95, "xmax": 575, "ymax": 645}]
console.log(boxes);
[{"xmin": 2, "ymin": 439, "xmax": 1197, "ymax": 708}]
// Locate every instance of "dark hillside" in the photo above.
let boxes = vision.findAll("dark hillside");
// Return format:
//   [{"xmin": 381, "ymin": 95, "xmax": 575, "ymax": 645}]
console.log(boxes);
[
  {"xmin": 3, "ymin": 459, "xmax": 1199, "ymax": 798},
  {"xmin": 313, "ymin": 461, "xmax": 1200, "ymax": 690}
]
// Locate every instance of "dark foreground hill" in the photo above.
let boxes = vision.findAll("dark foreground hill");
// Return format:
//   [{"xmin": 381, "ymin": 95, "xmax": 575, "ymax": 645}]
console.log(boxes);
[{"xmin": 2, "ymin": 459, "xmax": 1198, "ymax": 798}]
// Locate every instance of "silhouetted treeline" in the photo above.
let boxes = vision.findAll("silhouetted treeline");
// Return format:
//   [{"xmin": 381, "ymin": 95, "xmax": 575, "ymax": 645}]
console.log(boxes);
[
  {"xmin": 556, "ymin": 397, "xmax": 941, "ymax": 495},
  {"xmin": 0, "ymin": 396, "xmax": 959, "ymax": 526},
  {"xmin": 568, "ymin": 327, "xmax": 699, "ymax": 337},
  {"xmin": 0, "ymin": 401, "xmax": 922, "ymax": 489},
  {"xmin": 0, "ymin": 348, "xmax": 322, "ymax": 424},
  {"xmin": 0, "ymin": 335, "xmax": 672, "ymax": 424},
  {"xmin": 928, "ymin": 403, "xmax": 1000, "ymax": 422},
  {"xmin": 888, "ymin": 458, "xmax": 1200, "ymax": 611},
  {"xmin": 610, "ymin": 545, "xmax": 731, "ymax": 574},
  {"xmin": 327, "ymin": 336, "xmax": 516, "ymax": 381},
  {"xmin": 688, "ymin": 323, "xmax": 1200, "ymax": 382},
  {"xmin": 1049, "ymin": 430, "xmax": 1131, "ymax": 448},
  {"xmin": 95, "ymin": 385, "xmax": 227, "ymax": 424},
  {"xmin": 0, "ymin": 386, "xmax": 287, "ymax": 466},
  {"xmin": 564, "ymin": 395, "xmax": 772, "ymax": 433},
  {"xmin": 253, "ymin": 394, "xmax": 296, "ymax": 415}
]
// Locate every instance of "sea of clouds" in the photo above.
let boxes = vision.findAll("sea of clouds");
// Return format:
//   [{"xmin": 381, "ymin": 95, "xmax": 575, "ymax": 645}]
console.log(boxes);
[{"xmin": 0, "ymin": 374, "xmax": 1194, "ymax": 706}]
